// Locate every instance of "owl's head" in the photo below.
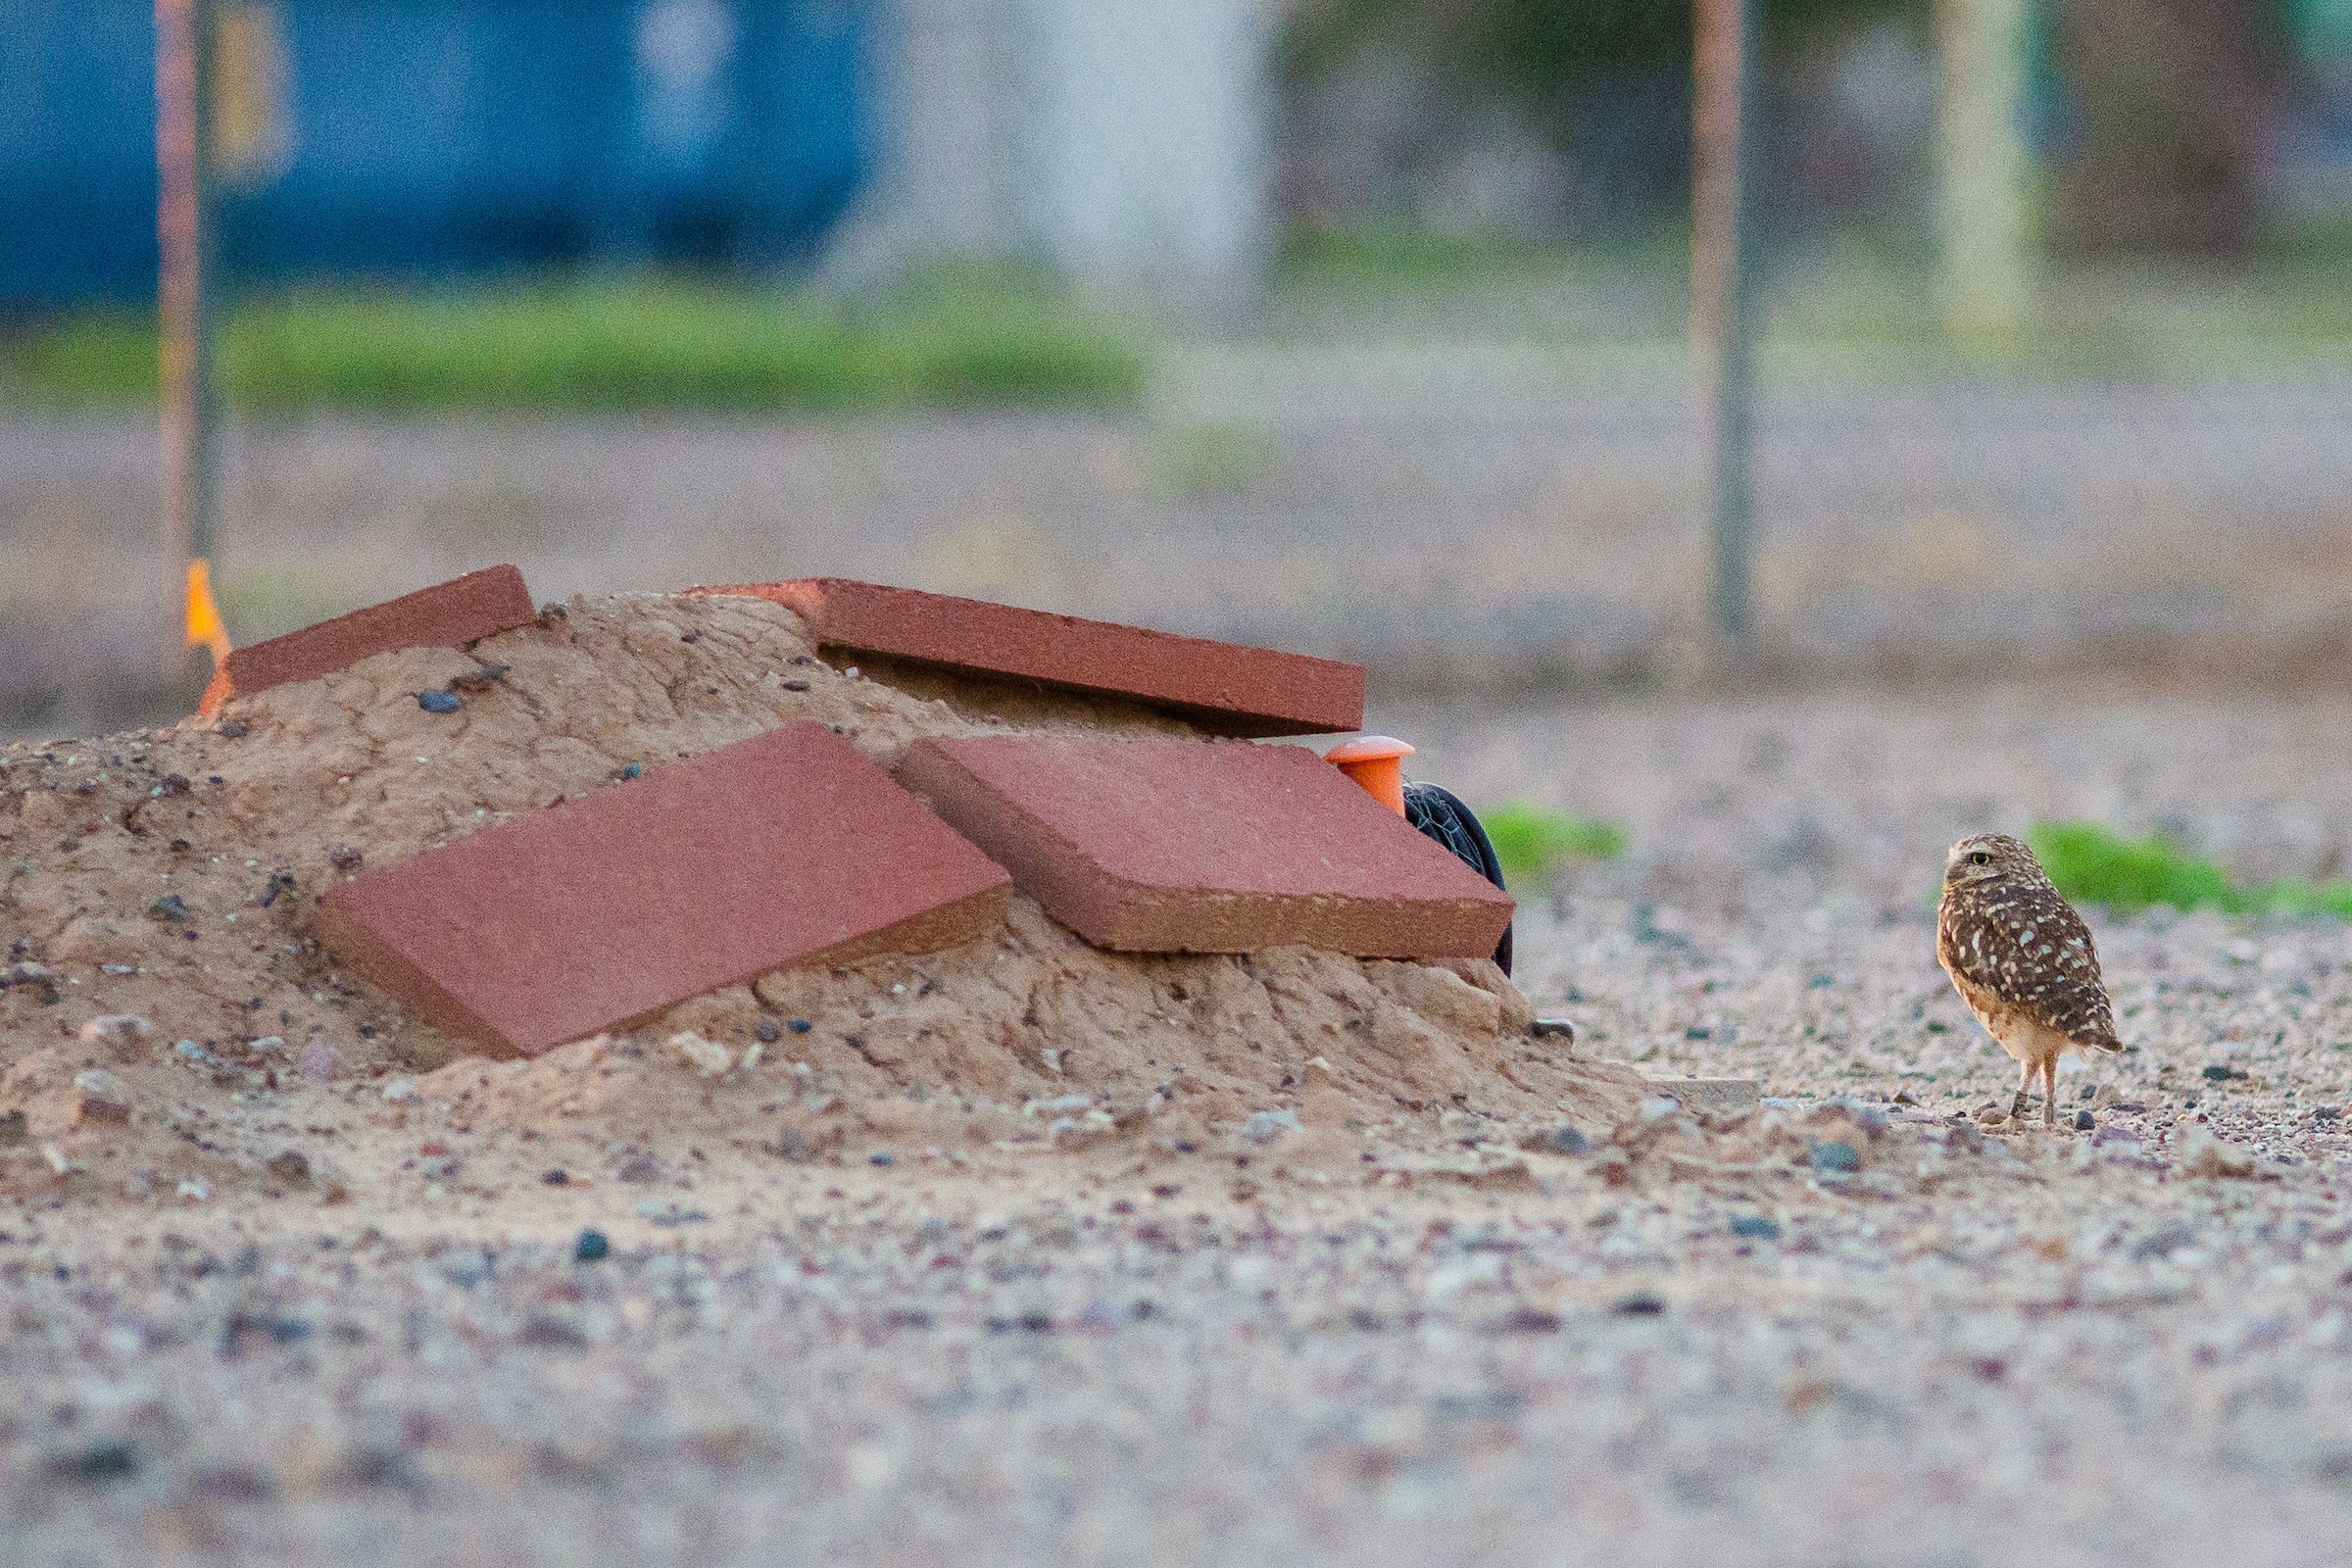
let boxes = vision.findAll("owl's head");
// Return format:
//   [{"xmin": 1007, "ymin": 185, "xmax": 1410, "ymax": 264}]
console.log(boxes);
[{"xmin": 1943, "ymin": 832, "xmax": 2040, "ymax": 890}]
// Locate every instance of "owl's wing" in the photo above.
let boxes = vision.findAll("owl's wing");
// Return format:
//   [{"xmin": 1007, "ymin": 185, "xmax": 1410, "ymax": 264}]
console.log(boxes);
[{"xmin": 1944, "ymin": 881, "xmax": 2120, "ymax": 1051}]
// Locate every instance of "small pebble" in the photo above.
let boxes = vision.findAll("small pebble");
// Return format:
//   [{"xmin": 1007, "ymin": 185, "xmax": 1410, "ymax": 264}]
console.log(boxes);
[
  {"xmin": 2074, "ymin": 1109, "xmax": 2096, "ymax": 1131},
  {"xmin": 543, "ymin": 1169, "xmax": 570, "ymax": 1186},
  {"xmin": 1612, "ymin": 1293, "xmax": 1667, "ymax": 1317},
  {"xmin": 787, "ymin": 1018, "xmax": 813, "ymax": 1034},
  {"xmin": 49, "ymin": 1439, "xmax": 138, "ymax": 1486},
  {"xmin": 754, "ymin": 1019, "xmax": 781, "ymax": 1044},
  {"xmin": 1536, "ymin": 1126, "xmax": 1590, "ymax": 1156},
  {"xmin": 1808, "ymin": 1140, "xmax": 1861, "ymax": 1175},
  {"xmin": 869, "ymin": 1152, "xmax": 895, "ymax": 1166},
  {"xmin": 2132, "ymin": 1221, "xmax": 2198, "ymax": 1260},
  {"xmin": 1242, "ymin": 1109, "xmax": 1299, "ymax": 1145},
  {"xmin": 2202, "ymin": 1064, "xmax": 2233, "ymax": 1082},
  {"xmin": 77, "ymin": 1014, "xmax": 154, "ymax": 1054},
  {"xmin": 416, "ymin": 690, "xmax": 463, "ymax": 713},
  {"xmin": 667, "ymin": 1030, "xmax": 733, "ymax": 1078},
  {"xmin": 1730, "ymin": 1213, "xmax": 1782, "ymax": 1241},
  {"xmin": 449, "ymin": 663, "xmax": 510, "ymax": 693},
  {"xmin": 299, "ymin": 1037, "xmax": 342, "ymax": 1085},
  {"xmin": 574, "ymin": 1230, "xmax": 611, "ymax": 1263},
  {"xmin": 74, "ymin": 1070, "xmax": 132, "ymax": 1123},
  {"xmin": 145, "ymin": 894, "xmax": 190, "ymax": 922},
  {"xmin": 621, "ymin": 762, "xmax": 643, "ymax": 779}
]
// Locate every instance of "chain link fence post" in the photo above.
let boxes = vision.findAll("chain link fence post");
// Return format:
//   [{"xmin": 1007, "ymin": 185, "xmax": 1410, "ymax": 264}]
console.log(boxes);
[{"xmin": 1693, "ymin": 0, "xmax": 1759, "ymax": 655}]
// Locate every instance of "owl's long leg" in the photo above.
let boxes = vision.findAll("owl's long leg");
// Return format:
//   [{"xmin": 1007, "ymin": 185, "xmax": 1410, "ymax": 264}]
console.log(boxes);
[
  {"xmin": 2040, "ymin": 1058, "xmax": 2057, "ymax": 1127},
  {"xmin": 2011, "ymin": 1058, "xmax": 2034, "ymax": 1121}
]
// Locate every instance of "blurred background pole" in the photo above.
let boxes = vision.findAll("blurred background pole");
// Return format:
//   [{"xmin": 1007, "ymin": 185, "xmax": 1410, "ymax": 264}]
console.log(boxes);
[
  {"xmin": 1692, "ymin": 0, "xmax": 1758, "ymax": 654},
  {"xmin": 1936, "ymin": 0, "xmax": 2034, "ymax": 344},
  {"xmin": 158, "ymin": 0, "xmax": 230, "ymax": 673}
]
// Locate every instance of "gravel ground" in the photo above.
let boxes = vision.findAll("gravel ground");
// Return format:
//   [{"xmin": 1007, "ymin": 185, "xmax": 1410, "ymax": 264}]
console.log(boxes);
[{"xmin": 12, "ymin": 678, "xmax": 2352, "ymax": 1565}]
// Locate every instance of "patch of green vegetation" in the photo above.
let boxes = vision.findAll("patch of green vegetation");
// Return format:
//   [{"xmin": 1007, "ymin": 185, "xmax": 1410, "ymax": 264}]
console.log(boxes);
[
  {"xmin": 0, "ymin": 270, "xmax": 1151, "ymax": 414},
  {"xmin": 1266, "ymin": 221, "xmax": 2352, "ymax": 368},
  {"xmin": 2028, "ymin": 820, "xmax": 2352, "ymax": 918},
  {"xmin": 0, "ymin": 310, "xmax": 156, "ymax": 406},
  {"xmin": 1274, "ymin": 220, "xmax": 1695, "ymax": 292},
  {"xmin": 1481, "ymin": 802, "xmax": 1627, "ymax": 884}
]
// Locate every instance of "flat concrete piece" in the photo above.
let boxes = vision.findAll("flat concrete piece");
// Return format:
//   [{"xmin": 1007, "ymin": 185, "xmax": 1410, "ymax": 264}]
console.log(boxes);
[
  {"xmin": 1644, "ymin": 1078, "xmax": 1763, "ymax": 1114},
  {"xmin": 201, "ymin": 564, "xmax": 536, "ymax": 715},
  {"xmin": 899, "ymin": 734, "xmax": 1514, "ymax": 957},
  {"xmin": 318, "ymin": 723, "xmax": 1011, "ymax": 1056},
  {"xmin": 692, "ymin": 578, "xmax": 1364, "ymax": 738}
]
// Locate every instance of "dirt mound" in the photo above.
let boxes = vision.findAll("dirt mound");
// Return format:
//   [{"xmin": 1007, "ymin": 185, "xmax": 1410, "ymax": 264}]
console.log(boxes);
[{"xmin": 0, "ymin": 591, "xmax": 1642, "ymax": 1204}]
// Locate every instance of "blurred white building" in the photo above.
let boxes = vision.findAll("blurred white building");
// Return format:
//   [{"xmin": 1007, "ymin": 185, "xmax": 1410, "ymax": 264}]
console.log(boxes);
[{"xmin": 838, "ymin": 0, "xmax": 1272, "ymax": 284}]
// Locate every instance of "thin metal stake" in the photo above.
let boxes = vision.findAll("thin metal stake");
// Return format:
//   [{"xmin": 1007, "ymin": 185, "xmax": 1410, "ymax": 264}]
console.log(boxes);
[
  {"xmin": 159, "ymin": 0, "xmax": 229, "ymax": 670},
  {"xmin": 1692, "ymin": 0, "xmax": 1758, "ymax": 652}
]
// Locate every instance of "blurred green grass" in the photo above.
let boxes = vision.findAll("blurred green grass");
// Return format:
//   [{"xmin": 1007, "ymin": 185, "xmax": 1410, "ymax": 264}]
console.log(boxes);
[
  {"xmin": 1269, "ymin": 221, "xmax": 2352, "ymax": 370},
  {"xmin": 1275, "ymin": 220, "xmax": 1632, "ymax": 287},
  {"xmin": 11, "ymin": 227, "xmax": 2348, "ymax": 414},
  {"xmin": 1481, "ymin": 802, "xmax": 1627, "ymax": 884},
  {"xmin": 2029, "ymin": 820, "xmax": 2352, "ymax": 918},
  {"xmin": 0, "ymin": 270, "xmax": 1152, "ymax": 414}
]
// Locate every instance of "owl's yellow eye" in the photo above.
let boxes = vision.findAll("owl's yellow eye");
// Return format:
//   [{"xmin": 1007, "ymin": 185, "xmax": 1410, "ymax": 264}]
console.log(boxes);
[{"xmin": 1968, "ymin": 851, "xmax": 1990, "ymax": 866}]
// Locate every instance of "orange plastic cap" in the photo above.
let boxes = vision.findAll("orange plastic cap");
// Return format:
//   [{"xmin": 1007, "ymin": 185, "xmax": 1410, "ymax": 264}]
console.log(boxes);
[{"xmin": 1323, "ymin": 735, "xmax": 1414, "ymax": 816}]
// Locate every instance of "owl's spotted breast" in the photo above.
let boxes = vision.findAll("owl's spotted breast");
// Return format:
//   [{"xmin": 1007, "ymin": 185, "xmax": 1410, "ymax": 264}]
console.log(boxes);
[{"xmin": 1937, "ymin": 869, "xmax": 2122, "ymax": 1054}]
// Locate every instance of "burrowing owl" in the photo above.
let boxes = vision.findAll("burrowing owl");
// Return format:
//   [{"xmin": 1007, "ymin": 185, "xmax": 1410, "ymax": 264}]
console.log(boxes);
[{"xmin": 1936, "ymin": 833, "xmax": 2123, "ymax": 1126}]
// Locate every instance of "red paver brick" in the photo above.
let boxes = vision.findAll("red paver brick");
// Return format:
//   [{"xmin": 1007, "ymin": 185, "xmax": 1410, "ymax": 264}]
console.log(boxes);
[
  {"xmin": 690, "ymin": 578, "xmax": 1364, "ymax": 737},
  {"xmin": 317, "ymin": 723, "xmax": 1011, "ymax": 1057},
  {"xmin": 198, "ymin": 564, "xmax": 537, "ymax": 715},
  {"xmin": 898, "ymin": 735, "xmax": 1513, "ymax": 958}
]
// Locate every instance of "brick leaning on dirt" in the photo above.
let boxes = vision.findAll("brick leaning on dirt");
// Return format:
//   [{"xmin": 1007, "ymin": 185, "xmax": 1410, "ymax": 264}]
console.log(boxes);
[{"xmin": 6, "ymin": 573, "xmax": 2352, "ymax": 1565}]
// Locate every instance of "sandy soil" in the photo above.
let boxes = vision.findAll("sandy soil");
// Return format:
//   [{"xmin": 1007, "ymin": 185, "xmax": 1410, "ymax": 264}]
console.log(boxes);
[{"xmin": 10, "ymin": 658, "xmax": 2352, "ymax": 1566}]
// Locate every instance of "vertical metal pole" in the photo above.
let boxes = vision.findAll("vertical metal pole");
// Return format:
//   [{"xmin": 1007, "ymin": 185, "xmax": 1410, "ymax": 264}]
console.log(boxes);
[
  {"xmin": 1692, "ymin": 0, "xmax": 1758, "ymax": 652},
  {"xmin": 159, "ymin": 0, "xmax": 228, "ymax": 670}
]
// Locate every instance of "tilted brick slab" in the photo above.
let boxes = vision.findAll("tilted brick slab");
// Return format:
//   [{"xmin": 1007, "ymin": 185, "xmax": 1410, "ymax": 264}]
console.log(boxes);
[
  {"xmin": 199, "ymin": 564, "xmax": 537, "ymax": 715},
  {"xmin": 898, "ymin": 734, "xmax": 1514, "ymax": 958},
  {"xmin": 690, "ymin": 578, "xmax": 1365, "ymax": 738},
  {"xmin": 317, "ymin": 723, "xmax": 1011, "ymax": 1057}
]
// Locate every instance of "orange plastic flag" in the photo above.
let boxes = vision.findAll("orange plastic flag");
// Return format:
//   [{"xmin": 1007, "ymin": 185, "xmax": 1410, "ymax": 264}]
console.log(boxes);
[{"xmin": 185, "ymin": 557, "xmax": 232, "ymax": 663}]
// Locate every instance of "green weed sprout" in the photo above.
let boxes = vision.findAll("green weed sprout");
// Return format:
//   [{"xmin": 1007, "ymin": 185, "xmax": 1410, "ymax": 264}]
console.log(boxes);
[
  {"xmin": 1480, "ymin": 803, "xmax": 1626, "ymax": 885},
  {"xmin": 2027, "ymin": 820, "xmax": 2352, "ymax": 918}
]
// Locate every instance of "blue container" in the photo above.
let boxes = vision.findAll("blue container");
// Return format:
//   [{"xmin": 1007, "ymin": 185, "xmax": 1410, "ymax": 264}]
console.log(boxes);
[{"xmin": 0, "ymin": 0, "xmax": 870, "ymax": 308}]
